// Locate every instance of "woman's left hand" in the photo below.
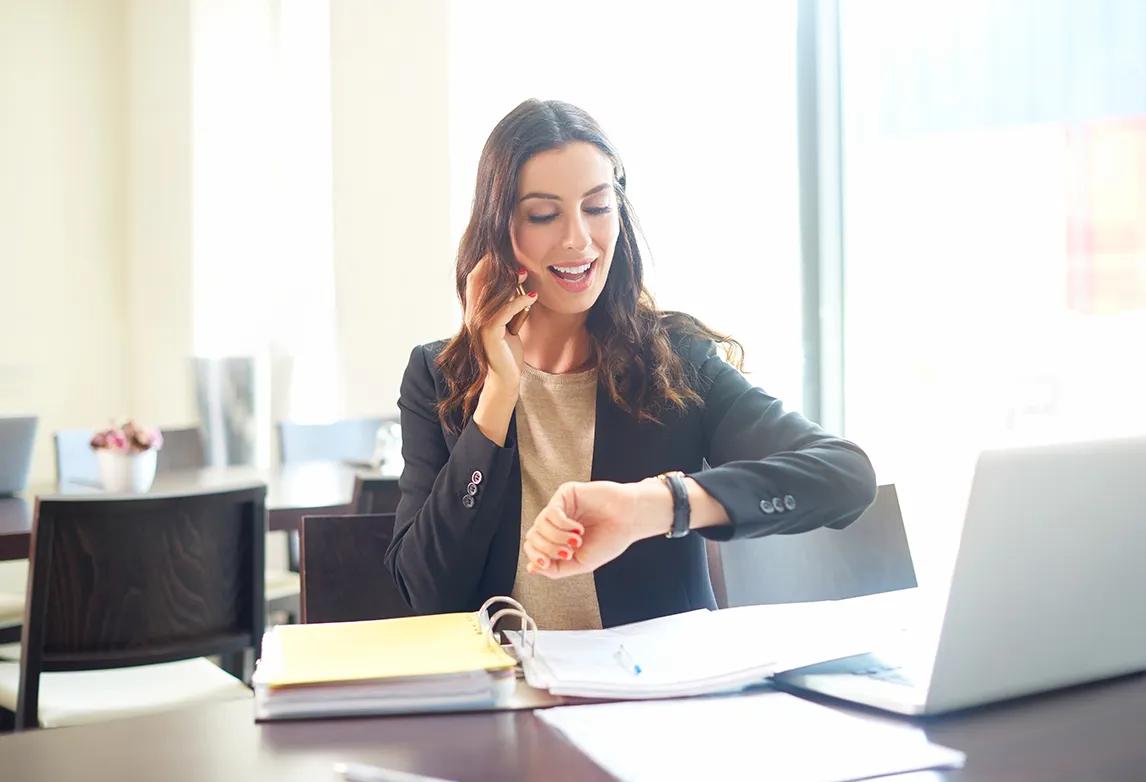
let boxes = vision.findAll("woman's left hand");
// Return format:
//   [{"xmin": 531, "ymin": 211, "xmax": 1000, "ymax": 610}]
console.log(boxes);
[{"xmin": 523, "ymin": 479, "xmax": 672, "ymax": 578}]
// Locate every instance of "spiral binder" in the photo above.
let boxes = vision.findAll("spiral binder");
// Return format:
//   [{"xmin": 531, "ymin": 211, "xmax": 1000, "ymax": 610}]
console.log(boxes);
[{"xmin": 478, "ymin": 595, "xmax": 538, "ymax": 658}]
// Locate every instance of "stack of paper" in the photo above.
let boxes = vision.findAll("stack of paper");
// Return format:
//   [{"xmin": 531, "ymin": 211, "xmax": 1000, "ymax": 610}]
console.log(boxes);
[
  {"xmin": 252, "ymin": 613, "xmax": 517, "ymax": 720},
  {"xmin": 535, "ymin": 690, "xmax": 966, "ymax": 781},
  {"xmin": 507, "ymin": 592, "xmax": 920, "ymax": 700}
]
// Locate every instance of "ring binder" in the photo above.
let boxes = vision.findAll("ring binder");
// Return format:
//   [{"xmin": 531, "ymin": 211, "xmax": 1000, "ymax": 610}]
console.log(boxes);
[{"xmin": 479, "ymin": 595, "xmax": 538, "ymax": 658}]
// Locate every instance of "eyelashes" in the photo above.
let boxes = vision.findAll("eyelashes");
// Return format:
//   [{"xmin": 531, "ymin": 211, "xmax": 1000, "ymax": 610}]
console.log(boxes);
[{"xmin": 527, "ymin": 206, "xmax": 613, "ymax": 225}]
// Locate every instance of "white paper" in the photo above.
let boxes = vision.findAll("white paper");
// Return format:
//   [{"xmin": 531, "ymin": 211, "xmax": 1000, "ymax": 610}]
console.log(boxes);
[{"xmin": 536, "ymin": 690, "xmax": 965, "ymax": 782}]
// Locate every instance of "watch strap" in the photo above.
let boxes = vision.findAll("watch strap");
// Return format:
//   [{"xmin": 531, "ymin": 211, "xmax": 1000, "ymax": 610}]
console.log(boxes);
[{"xmin": 657, "ymin": 470, "xmax": 691, "ymax": 539}]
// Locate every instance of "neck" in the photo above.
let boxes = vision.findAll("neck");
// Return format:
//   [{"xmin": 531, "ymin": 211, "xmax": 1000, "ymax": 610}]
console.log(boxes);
[{"xmin": 519, "ymin": 305, "xmax": 594, "ymax": 374}]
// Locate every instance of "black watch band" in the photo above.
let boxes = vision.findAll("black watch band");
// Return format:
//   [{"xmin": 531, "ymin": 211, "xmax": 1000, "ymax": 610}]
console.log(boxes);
[{"xmin": 657, "ymin": 471, "xmax": 691, "ymax": 539}]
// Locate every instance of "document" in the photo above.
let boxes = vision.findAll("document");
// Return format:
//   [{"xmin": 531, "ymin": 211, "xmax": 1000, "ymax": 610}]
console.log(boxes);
[{"xmin": 535, "ymin": 690, "xmax": 965, "ymax": 782}]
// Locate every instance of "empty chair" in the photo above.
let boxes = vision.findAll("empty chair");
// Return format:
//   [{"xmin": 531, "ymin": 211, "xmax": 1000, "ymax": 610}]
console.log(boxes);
[
  {"xmin": 0, "ymin": 484, "xmax": 266, "ymax": 730},
  {"xmin": 712, "ymin": 484, "xmax": 917, "ymax": 607},
  {"xmin": 155, "ymin": 426, "xmax": 207, "ymax": 473},
  {"xmin": 277, "ymin": 417, "xmax": 386, "ymax": 465},
  {"xmin": 350, "ymin": 474, "xmax": 401, "ymax": 515},
  {"xmin": 52, "ymin": 429, "xmax": 100, "ymax": 486},
  {"xmin": 300, "ymin": 513, "xmax": 412, "ymax": 624}
]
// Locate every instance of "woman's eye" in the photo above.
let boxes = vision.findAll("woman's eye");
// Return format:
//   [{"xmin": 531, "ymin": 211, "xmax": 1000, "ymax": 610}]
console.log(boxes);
[
  {"xmin": 527, "ymin": 213, "xmax": 558, "ymax": 224},
  {"xmin": 584, "ymin": 206, "xmax": 613, "ymax": 216}
]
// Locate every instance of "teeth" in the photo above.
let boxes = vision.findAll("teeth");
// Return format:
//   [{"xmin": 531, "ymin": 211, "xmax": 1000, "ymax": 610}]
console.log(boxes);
[{"xmin": 550, "ymin": 261, "xmax": 592, "ymax": 274}]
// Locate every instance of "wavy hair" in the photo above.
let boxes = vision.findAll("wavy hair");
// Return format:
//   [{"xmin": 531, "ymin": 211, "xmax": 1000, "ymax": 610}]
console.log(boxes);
[{"xmin": 436, "ymin": 99, "xmax": 742, "ymax": 431}]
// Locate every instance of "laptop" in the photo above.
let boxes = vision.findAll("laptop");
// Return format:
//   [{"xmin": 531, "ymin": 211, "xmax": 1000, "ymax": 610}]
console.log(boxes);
[
  {"xmin": 773, "ymin": 435, "xmax": 1146, "ymax": 716},
  {"xmin": 0, "ymin": 415, "xmax": 38, "ymax": 495}
]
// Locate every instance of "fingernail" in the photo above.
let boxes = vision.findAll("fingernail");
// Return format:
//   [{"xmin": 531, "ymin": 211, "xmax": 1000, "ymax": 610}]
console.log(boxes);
[
  {"xmin": 568, "ymin": 537, "xmax": 580, "ymax": 548},
  {"xmin": 518, "ymin": 266, "xmax": 527, "ymax": 275},
  {"xmin": 528, "ymin": 291, "xmax": 538, "ymax": 298},
  {"xmin": 536, "ymin": 558, "xmax": 547, "ymax": 567},
  {"xmin": 558, "ymin": 550, "xmax": 571, "ymax": 560}
]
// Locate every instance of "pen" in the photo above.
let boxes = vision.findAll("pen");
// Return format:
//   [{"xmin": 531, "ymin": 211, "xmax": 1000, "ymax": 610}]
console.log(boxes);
[
  {"xmin": 333, "ymin": 761, "xmax": 458, "ymax": 782},
  {"xmin": 614, "ymin": 643, "xmax": 642, "ymax": 675}
]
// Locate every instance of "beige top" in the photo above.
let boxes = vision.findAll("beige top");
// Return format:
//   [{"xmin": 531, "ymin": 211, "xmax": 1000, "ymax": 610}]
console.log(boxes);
[{"xmin": 510, "ymin": 363, "xmax": 603, "ymax": 631}]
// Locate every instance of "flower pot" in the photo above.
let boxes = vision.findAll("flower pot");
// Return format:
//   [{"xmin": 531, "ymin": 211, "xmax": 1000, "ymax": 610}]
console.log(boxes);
[{"xmin": 97, "ymin": 449, "xmax": 158, "ymax": 493}]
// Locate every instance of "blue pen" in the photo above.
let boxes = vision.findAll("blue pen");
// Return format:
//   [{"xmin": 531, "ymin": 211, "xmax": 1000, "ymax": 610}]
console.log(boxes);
[{"xmin": 614, "ymin": 643, "xmax": 642, "ymax": 675}]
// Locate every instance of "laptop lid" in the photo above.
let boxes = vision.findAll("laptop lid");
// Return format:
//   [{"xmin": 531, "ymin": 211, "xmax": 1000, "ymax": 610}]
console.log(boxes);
[
  {"xmin": 0, "ymin": 415, "xmax": 38, "ymax": 495},
  {"xmin": 926, "ymin": 435, "xmax": 1146, "ymax": 712}
]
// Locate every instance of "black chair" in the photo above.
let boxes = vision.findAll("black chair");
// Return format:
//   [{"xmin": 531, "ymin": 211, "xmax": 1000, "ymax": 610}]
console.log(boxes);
[
  {"xmin": 0, "ymin": 485, "xmax": 266, "ymax": 730},
  {"xmin": 299, "ymin": 513, "xmax": 412, "ymax": 624},
  {"xmin": 711, "ymin": 484, "xmax": 917, "ymax": 607},
  {"xmin": 350, "ymin": 474, "xmax": 401, "ymax": 514},
  {"xmin": 277, "ymin": 417, "xmax": 387, "ymax": 465}
]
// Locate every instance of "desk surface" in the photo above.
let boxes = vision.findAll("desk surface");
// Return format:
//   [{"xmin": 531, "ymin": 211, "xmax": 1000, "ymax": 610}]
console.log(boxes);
[
  {"xmin": 0, "ymin": 463, "xmax": 397, "ymax": 560},
  {"xmin": 1, "ymin": 673, "xmax": 1144, "ymax": 781}
]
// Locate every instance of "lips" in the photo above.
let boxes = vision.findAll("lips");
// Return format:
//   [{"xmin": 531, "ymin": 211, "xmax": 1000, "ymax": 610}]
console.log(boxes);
[{"xmin": 547, "ymin": 258, "xmax": 597, "ymax": 291}]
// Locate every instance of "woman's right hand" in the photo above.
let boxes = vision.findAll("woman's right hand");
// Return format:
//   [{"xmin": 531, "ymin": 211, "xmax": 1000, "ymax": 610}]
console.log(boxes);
[{"xmin": 465, "ymin": 254, "xmax": 535, "ymax": 391}]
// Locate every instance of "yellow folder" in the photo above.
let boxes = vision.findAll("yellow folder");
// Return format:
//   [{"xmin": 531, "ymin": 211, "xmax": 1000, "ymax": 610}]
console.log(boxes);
[{"xmin": 261, "ymin": 612, "xmax": 517, "ymax": 689}]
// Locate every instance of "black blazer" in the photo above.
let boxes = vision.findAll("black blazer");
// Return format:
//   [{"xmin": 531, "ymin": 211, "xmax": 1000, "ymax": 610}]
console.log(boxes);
[{"xmin": 385, "ymin": 332, "xmax": 878, "ymax": 628}]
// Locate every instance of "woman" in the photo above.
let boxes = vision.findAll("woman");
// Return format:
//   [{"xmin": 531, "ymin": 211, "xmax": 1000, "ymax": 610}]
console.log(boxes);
[{"xmin": 386, "ymin": 99, "xmax": 877, "ymax": 630}]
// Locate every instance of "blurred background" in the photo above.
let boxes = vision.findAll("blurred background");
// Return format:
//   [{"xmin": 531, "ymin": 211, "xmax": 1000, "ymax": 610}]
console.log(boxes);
[{"xmin": 1, "ymin": 0, "xmax": 1143, "ymax": 585}]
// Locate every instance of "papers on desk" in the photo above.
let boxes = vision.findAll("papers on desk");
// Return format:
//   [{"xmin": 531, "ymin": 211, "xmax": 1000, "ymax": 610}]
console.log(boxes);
[
  {"xmin": 252, "ymin": 612, "xmax": 517, "ymax": 721},
  {"xmin": 507, "ymin": 593, "xmax": 916, "ymax": 700},
  {"xmin": 535, "ymin": 690, "xmax": 966, "ymax": 782}
]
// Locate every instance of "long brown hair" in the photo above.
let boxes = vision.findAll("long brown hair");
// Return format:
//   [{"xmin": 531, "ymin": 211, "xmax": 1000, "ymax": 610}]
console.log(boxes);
[{"xmin": 436, "ymin": 99, "xmax": 742, "ymax": 431}]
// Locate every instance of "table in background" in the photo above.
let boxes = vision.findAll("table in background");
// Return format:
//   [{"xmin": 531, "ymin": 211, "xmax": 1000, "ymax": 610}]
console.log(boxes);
[
  {"xmin": 1, "ymin": 672, "xmax": 1143, "ymax": 781},
  {"xmin": 0, "ymin": 462, "xmax": 397, "ymax": 561}
]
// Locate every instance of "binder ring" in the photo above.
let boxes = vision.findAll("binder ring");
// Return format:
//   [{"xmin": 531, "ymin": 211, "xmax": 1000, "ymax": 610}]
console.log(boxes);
[{"xmin": 478, "ymin": 596, "xmax": 537, "ymax": 658}]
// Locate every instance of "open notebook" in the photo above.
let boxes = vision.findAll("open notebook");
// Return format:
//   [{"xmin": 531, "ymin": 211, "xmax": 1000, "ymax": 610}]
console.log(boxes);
[
  {"xmin": 252, "ymin": 597, "xmax": 525, "ymax": 720},
  {"xmin": 505, "ymin": 592, "xmax": 916, "ymax": 699}
]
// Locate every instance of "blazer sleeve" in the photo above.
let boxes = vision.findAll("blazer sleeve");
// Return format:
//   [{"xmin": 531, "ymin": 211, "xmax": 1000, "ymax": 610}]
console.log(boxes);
[
  {"xmin": 685, "ymin": 339, "xmax": 878, "ymax": 541},
  {"xmin": 384, "ymin": 344, "xmax": 518, "ymax": 614}
]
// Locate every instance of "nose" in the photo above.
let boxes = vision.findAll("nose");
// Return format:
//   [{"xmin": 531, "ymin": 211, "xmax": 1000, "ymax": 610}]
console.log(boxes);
[{"xmin": 562, "ymin": 211, "xmax": 592, "ymax": 252}]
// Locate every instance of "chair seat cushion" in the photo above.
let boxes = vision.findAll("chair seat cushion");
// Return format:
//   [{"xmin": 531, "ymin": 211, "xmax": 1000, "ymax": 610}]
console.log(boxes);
[
  {"xmin": 0, "ymin": 657, "xmax": 252, "ymax": 728},
  {"xmin": 265, "ymin": 569, "xmax": 300, "ymax": 601}
]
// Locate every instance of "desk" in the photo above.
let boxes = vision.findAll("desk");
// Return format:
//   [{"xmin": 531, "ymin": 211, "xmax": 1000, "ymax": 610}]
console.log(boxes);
[
  {"xmin": 1, "ymin": 673, "xmax": 1143, "ymax": 780},
  {"xmin": 0, "ymin": 462, "xmax": 392, "ymax": 561}
]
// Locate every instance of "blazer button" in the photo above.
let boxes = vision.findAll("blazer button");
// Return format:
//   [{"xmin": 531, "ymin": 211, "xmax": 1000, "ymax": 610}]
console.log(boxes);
[
  {"xmin": 471, "ymin": 470, "xmax": 483, "ymax": 485},
  {"xmin": 784, "ymin": 494, "xmax": 796, "ymax": 511},
  {"xmin": 462, "ymin": 494, "xmax": 476, "ymax": 509},
  {"xmin": 772, "ymin": 497, "xmax": 785, "ymax": 513},
  {"xmin": 466, "ymin": 482, "xmax": 479, "ymax": 496},
  {"xmin": 759, "ymin": 500, "xmax": 775, "ymax": 515}
]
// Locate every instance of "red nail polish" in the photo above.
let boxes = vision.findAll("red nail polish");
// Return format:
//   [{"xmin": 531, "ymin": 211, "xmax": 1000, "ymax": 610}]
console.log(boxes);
[
  {"xmin": 536, "ymin": 558, "xmax": 546, "ymax": 566},
  {"xmin": 568, "ymin": 537, "xmax": 580, "ymax": 547},
  {"xmin": 558, "ymin": 550, "xmax": 570, "ymax": 560},
  {"xmin": 528, "ymin": 291, "xmax": 538, "ymax": 298}
]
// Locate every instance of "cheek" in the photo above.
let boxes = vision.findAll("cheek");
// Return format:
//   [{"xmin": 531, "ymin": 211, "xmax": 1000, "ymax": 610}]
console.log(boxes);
[{"xmin": 513, "ymin": 224, "xmax": 556, "ymax": 267}]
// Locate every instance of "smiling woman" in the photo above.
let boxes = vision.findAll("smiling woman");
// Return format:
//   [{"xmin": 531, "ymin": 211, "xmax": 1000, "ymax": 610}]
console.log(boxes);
[{"xmin": 384, "ymin": 99, "xmax": 878, "ymax": 630}]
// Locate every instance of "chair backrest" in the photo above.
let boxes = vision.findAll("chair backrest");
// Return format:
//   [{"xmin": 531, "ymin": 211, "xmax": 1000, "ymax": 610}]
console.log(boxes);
[
  {"xmin": 712, "ymin": 484, "xmax": 917, "ymax": 607},
  {"xmin": 0, "ymin": 415, "xmax": 37, "ymax": 495},
  {"xmin": 52, "ymin": 429, "xmax": 98, "ymax": 485},
  {"xmin": 155, "ymin": 427, "xmax": 207, "ymax": 473},
  {"xmin": 16, "ymin": 484, "xmax": 266, "ymax": 729},
  {"xmin": 277, "ymin": 418, "xmax": 385, "ymax": 465},
  {"xmin": 299, "ymin": 513, "xmax": 413, "ymax": 624},
  {"xmin": 350, "ymin": 474, "xmax": 401, "ymax": 515}
]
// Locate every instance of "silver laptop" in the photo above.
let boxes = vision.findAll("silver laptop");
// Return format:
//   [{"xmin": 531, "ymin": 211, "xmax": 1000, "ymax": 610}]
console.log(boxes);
[
  {"xmin": 773, "ymin": 435, "xmax": 1146, "ymax": 715},
  {"xmin": 0, "ymin": 415, "xmax": 38, "ymax": 495}
]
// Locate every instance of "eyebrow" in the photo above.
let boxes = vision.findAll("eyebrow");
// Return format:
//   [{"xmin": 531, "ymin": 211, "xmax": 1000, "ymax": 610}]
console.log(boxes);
[{"xmin": 519, "ymin": 182, "xmax": 611, "ymax": 202}]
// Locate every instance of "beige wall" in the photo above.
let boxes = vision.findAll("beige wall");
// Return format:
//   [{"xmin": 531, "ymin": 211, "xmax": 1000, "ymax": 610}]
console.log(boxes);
[
  {"xmin": 125, "ymin": 0, "xmax": 196, "ymax": 428},
  {"xmin": 0, "ymin": 0, "xmax": 130, "ymax": 484},
  {"xmin": 331, "ymin": 0, "xmax": 459, "ymax": 418}
]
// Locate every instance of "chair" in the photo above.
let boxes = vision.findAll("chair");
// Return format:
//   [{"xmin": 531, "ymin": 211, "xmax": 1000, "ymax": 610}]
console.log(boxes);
[
  {"xmin": 709, "ymin": 484, "xmax": 917, "ymax": 608},
  {"xmin": 154, "ymin": 426, "xmax": 207, "ymax": 473},
  {"xmin": 52, "ymin": 429, "xmax": 100, "ymax": 486},
  {"xmin": 277, "ymin": 417, "xmax": 387, "ymax": 465},
  {"xmin": 350, "ymin": 473, "xmax": 401, "ymax": 514},
  {"xmin": 0, "ymin": 485, "xmax": 265, "ymax": 730},
  {"xmin": 299, "ymin": 513, "xmax": 413, "ymax": 624}
]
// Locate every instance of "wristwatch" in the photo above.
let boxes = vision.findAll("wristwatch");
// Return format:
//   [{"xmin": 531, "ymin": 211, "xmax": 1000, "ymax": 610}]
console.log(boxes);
[{"xmin": 656, "ymin": 470, "xmax": 691, "ymax": 538}]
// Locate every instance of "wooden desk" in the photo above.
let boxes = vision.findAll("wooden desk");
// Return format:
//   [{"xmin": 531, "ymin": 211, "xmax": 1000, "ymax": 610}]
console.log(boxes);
[
  {"xmin": 0, "ymin": 462, "xmax": 391, "ymax": 561},
  {"xmin": 1, "ymin": 673, "xmax": 1144, "ymax": 780}
]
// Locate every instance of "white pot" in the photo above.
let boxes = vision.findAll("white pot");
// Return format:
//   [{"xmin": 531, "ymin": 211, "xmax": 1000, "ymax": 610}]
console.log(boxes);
[{"xmin": 97, "ymin": 449, "xmax": 158, "ymax": 493}]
